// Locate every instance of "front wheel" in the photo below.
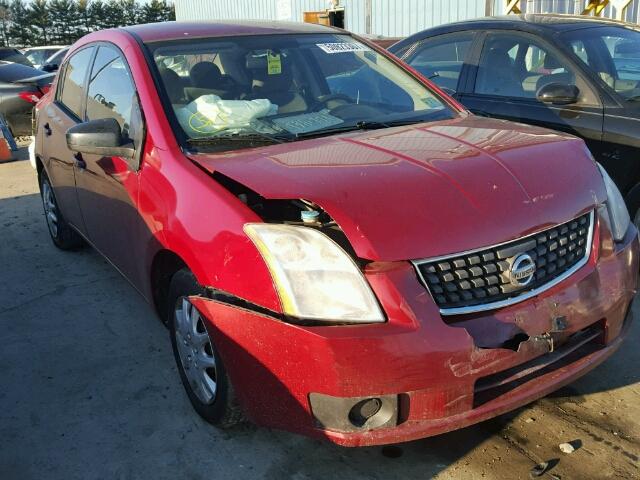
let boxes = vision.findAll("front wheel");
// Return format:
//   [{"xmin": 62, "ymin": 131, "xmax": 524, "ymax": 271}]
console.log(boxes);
[
  {"xmin": 167, "ymin": 269, "xmax": 243, "ymax": 428},
  {"xmin": 39, "ymin": 172, "xmax": 84, "ymax": 250}
]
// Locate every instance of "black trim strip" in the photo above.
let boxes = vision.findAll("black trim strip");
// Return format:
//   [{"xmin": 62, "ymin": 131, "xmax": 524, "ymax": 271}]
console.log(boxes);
[{"xmin": 203, "ymin": 287, "xmax": 284, "ymax": 320}]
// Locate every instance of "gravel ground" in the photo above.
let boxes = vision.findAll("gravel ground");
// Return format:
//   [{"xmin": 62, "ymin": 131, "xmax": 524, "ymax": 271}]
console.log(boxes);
[{"xmin": 1, "ymin": 157, "xmax": 638, "ymax": 480}]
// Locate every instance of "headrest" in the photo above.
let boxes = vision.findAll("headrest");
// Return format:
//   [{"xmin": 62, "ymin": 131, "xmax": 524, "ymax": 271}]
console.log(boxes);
[
  {"xmin": 486, "ymin": 48, "xmax": 512, "ymax": 69},
  {"xmin": 158, "ymin": 67, "xmax": 183, "ymax": 102},
  {"xmin": 190, "ymin": 62, "xmax": 223, "ymax": 87}
]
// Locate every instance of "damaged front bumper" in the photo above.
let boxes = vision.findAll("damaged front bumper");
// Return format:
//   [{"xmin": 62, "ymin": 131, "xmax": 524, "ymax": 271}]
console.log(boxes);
[{"xmin": 189, "ymin": 222, "xmax": 639, "ymax": 447}]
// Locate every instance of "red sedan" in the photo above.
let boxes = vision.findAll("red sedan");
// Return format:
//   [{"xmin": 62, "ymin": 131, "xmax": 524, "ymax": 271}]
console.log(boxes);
[{"xmin": 33, "ymin": 21, "xmax": 638, "ymax": 447}]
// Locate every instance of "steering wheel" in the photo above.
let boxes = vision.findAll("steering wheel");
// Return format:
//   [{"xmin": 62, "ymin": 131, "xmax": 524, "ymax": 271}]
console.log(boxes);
[{"xmin": 310, "ymin": 93, "xmax": 353, "ymax": 112}]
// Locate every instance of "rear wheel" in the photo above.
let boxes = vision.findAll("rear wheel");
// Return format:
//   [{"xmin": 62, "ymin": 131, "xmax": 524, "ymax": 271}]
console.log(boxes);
[
  {"xmin": 633, "ymin": 208, "xmax": 640, "ymax": 231},
  {"xmin": 167, "ymin": 269, "xmax": 243, "ymax": 428},
  {"xmin": 39, "ymin": 172, "xmax": 84, "ymax": 250}
]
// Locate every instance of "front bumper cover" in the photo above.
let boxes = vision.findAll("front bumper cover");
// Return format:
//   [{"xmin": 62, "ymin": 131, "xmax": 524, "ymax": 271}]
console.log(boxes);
[{"xmin": 189, "ymin": 222, "xmax": 638, "ymax": 447}]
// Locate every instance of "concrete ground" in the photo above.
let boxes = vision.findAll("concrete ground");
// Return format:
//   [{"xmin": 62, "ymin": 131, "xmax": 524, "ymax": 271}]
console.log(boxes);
[{"xmin": 1, "ymin": 157, "xmax": 638, "ymax": 480}]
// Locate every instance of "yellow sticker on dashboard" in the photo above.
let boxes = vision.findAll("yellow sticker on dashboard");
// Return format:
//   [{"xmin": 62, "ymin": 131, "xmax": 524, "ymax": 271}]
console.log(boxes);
[{"xmin": 267, "ymin": 52, "xmax": 282, "ymax": 75}]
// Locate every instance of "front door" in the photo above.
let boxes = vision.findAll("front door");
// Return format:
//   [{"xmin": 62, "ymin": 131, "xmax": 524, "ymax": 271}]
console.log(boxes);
[
  {"xmin": 42, "ymin": 46, "xmax": 95, "ymax": 233},
  {"xmin": 458, "ymin": 31, "xmax": 604, "ymax": 155},
  {"xmin": 73, "ymin": 45, "xmax": 147, "ymax": 288}
]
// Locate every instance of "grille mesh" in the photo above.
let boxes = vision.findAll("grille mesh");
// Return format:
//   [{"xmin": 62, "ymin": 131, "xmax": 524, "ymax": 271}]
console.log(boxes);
[{"xmin": 415, "ymin": 212, "xmax": 592, "ymax": 312}]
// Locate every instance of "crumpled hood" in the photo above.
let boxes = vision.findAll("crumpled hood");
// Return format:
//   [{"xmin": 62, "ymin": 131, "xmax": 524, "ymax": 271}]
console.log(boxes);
[{"xmin": 190, "ymin": 115, "xmax": 605, "ymax": 261}]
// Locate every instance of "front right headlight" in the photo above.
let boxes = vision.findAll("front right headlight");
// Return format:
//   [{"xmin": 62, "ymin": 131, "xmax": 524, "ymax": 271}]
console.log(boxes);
[
  {"xmin": 244, "ymin": 223, "xmax": 385, "ymax": 324},
  {"xmin": 597, "ymin": 163, "xmax": 630, "ymax": 242}
]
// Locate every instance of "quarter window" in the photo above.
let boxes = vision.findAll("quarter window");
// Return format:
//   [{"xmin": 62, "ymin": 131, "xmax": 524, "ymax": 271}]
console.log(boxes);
[
  {"xmin": 404, "ymin": 32, "xmax": 475, "ymax": 92},
  {"xmin": 58, "ymin": 47, "xmax": 94, "ymax": 118}
]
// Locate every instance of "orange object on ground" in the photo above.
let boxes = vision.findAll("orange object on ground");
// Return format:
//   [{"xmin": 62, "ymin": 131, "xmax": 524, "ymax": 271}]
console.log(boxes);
[{"xmin": 0, "ymin": 137, "xmax": 12, "ymax": 163}]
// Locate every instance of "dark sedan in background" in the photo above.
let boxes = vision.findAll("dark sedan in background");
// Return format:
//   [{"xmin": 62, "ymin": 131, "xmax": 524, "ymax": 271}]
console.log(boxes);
[
  {"xmin": 0, "ymin": 62, "xmax": 52, "ymax": 136},
  {"xmin": 0, "ymin": 47, "xmax": 33, "ymax": 66},
  {"xmin": 390, "ymin": 15, "xmax": 640, "ymax": 225}
]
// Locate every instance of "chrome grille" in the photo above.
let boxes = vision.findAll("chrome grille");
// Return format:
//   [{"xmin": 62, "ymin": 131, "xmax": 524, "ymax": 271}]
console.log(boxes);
[{"xmin": 414, "ymin": 211, "xmax": 594, "ymax": 315}]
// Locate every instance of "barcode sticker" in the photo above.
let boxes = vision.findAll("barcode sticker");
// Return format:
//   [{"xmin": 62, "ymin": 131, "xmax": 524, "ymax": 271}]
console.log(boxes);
[{"xmin": 316, "ymin": 43, "xmax": 370, "ymax": 54}]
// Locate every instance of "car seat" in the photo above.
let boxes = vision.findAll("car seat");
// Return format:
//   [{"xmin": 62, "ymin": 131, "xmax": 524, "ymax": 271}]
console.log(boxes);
[
  {"xmin": 245, "ymin": 53, "xmax": 307, "ymax": 113},
  {"xmin": 187, "ymin": 62, "xmax": 238, "ymax": 100},
  {"xmin": 159, "ymin": 67, "xmax": 185, "ymax": 104},
  {"xmin": 477, "ymin": 47, "xmax": 524, "ymax": 97}
]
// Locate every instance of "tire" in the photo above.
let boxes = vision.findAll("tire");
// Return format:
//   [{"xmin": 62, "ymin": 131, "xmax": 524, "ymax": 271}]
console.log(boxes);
[
  {"xmin": 633, "ymin": 207, "xmax": 640, "ymax": 232},
  {"xmin": 39, "ymin": 171, "xmax": 84, "ymax": 250},
  {"xmin": 167, "ymin": 269, "xmax": 243, "ymax": 428}
]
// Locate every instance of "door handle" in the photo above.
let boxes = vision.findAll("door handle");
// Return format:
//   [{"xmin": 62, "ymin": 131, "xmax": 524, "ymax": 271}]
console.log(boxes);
[
  {"xmin": 43, "ymin": 123, "xmax": 52, "ymax": 136},
  {"xmin": 74, "ymin": 152, "xmax": 86, "ymax": 169}
]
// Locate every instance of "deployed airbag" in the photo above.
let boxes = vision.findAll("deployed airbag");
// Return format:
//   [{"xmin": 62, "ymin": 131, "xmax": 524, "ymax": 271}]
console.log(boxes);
[{"xmin": 176, "ymin": 94, "xmax": 277, "ymax": 136}]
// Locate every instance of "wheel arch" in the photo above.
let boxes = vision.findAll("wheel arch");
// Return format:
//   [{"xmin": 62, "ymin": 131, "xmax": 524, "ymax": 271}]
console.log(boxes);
[
  {"xmin": 35, "ymin": 155, "xmax": 45, "ymax": 180},
  {"xmin": 150, "ymin": 248, "xmax": 189, "ymax": 325},
  {"xmin": 624, "ymin": 181, "xmax": 640, "ymax": 219}
]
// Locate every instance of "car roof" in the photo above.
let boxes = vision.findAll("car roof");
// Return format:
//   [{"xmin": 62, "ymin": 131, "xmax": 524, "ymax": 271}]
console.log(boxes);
[
  {"xmin": 123, "ymin": 20, "xmax": 339, "ymax": 43},
  {"xmin": 24, "ymin": 45, "xmax": 66, "ymax": 50},
  {"xmin": 392, "ymin": 14, "xmax": 638, "ymax": 51},
  {"xmin": 457, "ymin": 14, "xmax": 636, "ymax": 30}
]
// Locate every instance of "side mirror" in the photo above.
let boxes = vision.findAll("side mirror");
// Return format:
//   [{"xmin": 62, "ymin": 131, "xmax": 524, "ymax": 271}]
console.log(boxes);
[
  {"xmin": 536, "ymin": 83, "xmax": 580, "ymax": 105},
  {"xmin": 41, "ymin": 63, "xmax": 58, "ymax": 72},
  {"xmin": 66, "ymin": 118, "xmax": 135, "ymax": 158}
]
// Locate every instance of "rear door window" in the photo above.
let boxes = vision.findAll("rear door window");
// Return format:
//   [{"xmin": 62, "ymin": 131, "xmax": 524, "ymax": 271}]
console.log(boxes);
[
  {"xmin": 402, "ymin": 32, "xmax": 475, "ymax": 92},
  {"xmin": 57, "ymin": 47, "xmax": 95, "ymax": 119}
]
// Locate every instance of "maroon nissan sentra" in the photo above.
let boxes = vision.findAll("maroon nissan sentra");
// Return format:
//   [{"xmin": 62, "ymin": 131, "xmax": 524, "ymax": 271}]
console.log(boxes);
[{"xmin": 33, "ymin": 21, "xmax": 638, "ymax": 446}]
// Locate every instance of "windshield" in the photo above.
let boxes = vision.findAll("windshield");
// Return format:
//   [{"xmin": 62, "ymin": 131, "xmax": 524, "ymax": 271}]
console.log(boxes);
[
  {"xmin": 562, "ymin": 25, "xmax": 640, "ymax": 101},
  {"xmin": 45, "ymin": 48, "xmax": 68, "ymax": 65},
  {"xmin": 148, "ymin": 33, "xmax": 454, "ymax": 150}
]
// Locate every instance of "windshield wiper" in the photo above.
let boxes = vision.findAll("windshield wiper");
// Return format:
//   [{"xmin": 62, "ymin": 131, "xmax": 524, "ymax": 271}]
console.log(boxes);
[
  {"xmin": 294, "ymin": 118, "xmax": 424, "ymax": 139},
  {"xmin": 186, "ymin": 131, "xmax": 288, "ymax": 146}
]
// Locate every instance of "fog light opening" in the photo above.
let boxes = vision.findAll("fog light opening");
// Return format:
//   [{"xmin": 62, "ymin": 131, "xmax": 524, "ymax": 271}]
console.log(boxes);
[{"xmin": 349, "ymin": 398, "xmax": 382, "ymax": 427}]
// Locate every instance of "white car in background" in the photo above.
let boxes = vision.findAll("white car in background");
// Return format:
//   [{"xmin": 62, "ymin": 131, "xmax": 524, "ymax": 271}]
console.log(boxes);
[
  {"xmin": 28, "ymin": 137, "xmax": 36, "ymax": 169},
  {"xmin": 22, "ymin": 46, "xmax": 68, "ymax": 69}
]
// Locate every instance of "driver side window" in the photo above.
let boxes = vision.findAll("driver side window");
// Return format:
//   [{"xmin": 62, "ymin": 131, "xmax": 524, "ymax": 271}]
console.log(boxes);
[
  {"xmin": 86, "ymin": 46, "xmax": 138, "ymax": 140},
  {"xmin": 474, "ymin": 33, "xmax": 597, "ymax": 105},
  {"xmin": 85, "ymin": 45, "xmax": 143, "ymax": 168}
]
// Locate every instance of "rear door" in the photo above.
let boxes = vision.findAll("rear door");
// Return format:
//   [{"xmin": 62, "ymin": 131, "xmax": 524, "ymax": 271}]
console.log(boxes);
[
  {"xmin": 41, "ymin": 45, "xmax": 95, "ymax": 233},
  {"xmin": 397, "ymin": 31, "xmax": 479, "ymax": 98},
  {"xmin": 458, "ymin": 31, "xmax": 604, "ymax": 153}
]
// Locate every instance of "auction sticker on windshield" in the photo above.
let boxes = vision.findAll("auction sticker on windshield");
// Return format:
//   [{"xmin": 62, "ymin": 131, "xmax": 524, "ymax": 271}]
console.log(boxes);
[{"xmin": 316, "ymin": 43, "xmax": 370, "ymax": 54}]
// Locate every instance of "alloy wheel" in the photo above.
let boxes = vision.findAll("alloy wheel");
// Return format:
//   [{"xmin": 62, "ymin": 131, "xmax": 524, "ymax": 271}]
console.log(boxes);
[
  {"xmin": 42, "ymin": 179, "xmax": 58, "ymax": 238},
  {"xmin": 174, "ymin": 298, "xmax": 218, "ymax": 405}
]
